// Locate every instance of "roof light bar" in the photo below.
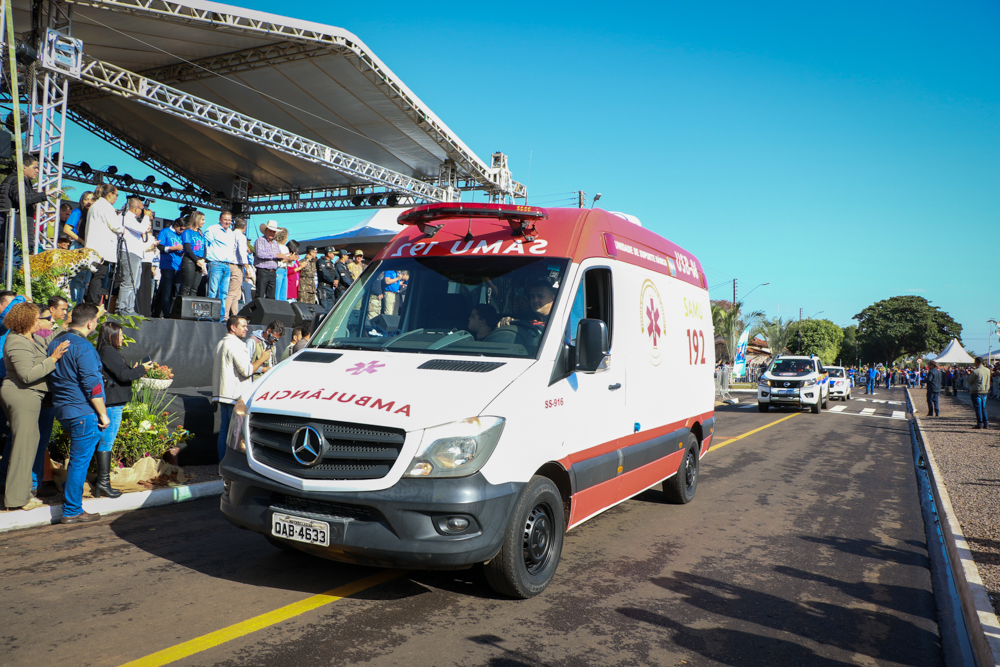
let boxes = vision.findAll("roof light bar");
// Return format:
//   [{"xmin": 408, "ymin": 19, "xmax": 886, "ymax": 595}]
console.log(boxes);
[{"xmin": 398, "ymin": 203, "xmax": 548, "ymax": 226}]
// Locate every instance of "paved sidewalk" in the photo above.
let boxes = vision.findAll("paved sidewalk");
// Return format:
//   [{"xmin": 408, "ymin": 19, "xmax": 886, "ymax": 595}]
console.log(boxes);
[{"xmin": 912, "ymin": 390, "xmax": 1000, "ymax": 617}]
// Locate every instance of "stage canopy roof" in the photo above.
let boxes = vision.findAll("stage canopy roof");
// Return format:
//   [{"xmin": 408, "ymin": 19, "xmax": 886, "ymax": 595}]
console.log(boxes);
[
  {"xmin": 8, "ymin": 0, "xmax": 524, "ymax": 214},
  {"xmin": 931, "ymin": 339, "xmax": 976, "ymax": 364}
]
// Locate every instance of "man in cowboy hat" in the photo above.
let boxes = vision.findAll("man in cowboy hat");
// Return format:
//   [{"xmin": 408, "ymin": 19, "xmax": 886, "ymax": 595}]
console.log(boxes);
[
  {"xmin": 253, "ymin": 220, "xmax": 288, "ymax": 299},
  {"xmin": 349, "ymin": 249, "xmax": 365, "ymax": 281}
]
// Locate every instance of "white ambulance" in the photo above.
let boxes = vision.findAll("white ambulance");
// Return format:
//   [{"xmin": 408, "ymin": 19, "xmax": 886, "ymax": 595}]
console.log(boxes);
[{"xmin": 220, "ymin": 203, "xmax": 716, "ymax": 598}]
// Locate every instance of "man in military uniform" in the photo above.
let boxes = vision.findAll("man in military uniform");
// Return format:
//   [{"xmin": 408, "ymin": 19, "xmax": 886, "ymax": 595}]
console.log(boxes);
[
  {"xmin": 334, "ymin": 249, "xmax": 354, "ymax": 301},
  {"xmin": 316, "ymin": 247, "xmax": 338, "ymax": 310},
  {"xmin": 298, "ymin": 246, "xmax": 318, "ymax": 305},
  {"xmin": 349, "ymin": 249, "xmax": 365, "ymax": 282}
]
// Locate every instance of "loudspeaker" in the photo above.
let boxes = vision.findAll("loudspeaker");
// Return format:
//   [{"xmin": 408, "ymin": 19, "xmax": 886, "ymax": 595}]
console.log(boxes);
[
  {"xmin": 238, "ymin": 298, "xmax": 297, "ymax": 328},
  {"xmin": 171, "ymin": 296, "xmax": 222, "ymax": 321},
  {"xmin": 290, "ymin": 302, "xmax": 326, "ymax": 328},
  {"xmin": 371, "ymin": 314, "xmax": 400, "ymax": 331}
]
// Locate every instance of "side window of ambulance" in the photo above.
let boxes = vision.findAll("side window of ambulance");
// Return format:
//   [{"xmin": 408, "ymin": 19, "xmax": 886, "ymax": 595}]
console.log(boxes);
[{"xmin": 564, "ymin": 268, "xmax": 613, "ymax": 347}]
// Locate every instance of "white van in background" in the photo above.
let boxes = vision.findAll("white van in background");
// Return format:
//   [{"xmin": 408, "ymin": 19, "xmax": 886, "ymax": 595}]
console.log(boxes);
[{"xmin": 220, "ymin": 203, "xmax": 716, "ymax": 598}]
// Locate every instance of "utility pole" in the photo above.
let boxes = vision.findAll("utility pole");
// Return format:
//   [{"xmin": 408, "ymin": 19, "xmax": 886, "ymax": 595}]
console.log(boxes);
[
  {"xmin": 733, "ymin": 279, "xmax": 737, "ymax": 306},
  {"xmin": 798, "ymin": 308, "xmax": 803, "ymax": 348},
  {"xmin": 576, "ymin": 191, "xmax": 586, "ymax": 208}
]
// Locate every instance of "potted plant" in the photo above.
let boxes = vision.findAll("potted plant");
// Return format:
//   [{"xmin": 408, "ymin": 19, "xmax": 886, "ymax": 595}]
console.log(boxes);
[{"xmin": 137, "ymin": 363, "xmax": 174, "ymax": 391}]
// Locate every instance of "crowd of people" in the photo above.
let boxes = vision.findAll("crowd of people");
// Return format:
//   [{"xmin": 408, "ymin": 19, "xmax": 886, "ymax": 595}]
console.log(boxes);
[{"xmin": 7, "ymin": 178, "xmax": 373, "ymax": 319}]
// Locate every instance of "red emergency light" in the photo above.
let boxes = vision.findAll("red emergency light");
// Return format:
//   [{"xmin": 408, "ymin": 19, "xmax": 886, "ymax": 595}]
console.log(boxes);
[{"xmin": 398, "ymin": 203, "xmax": 548, "ymax": 240}]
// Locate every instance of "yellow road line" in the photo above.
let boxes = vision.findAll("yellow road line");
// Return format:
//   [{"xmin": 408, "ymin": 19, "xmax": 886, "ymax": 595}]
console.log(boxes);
[
  {"xmin": 120, "ymin": 569, "xmax": 404, "ymax": 667},
  {"xmin": 709, "ymin": 412, "xmax": 800, "ymax": 452}
]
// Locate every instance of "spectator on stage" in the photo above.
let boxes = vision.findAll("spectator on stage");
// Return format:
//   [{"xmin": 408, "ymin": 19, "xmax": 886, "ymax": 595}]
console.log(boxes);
[
  {"xmin": 83, "ymin": 184, "xmax": 122, "ymax": 304},
  {"xmin": 242, "ymin": 265, "xmax": 256, "ymax": 307},
  {"xmin": 56, "ymin": 202, "xmax": 73, "ymax": 249},
  {"xmin": 227, "ymin": 218, "xmax": 250, "ymax": 318},
  {"xmin": 47, "ymin": 303, "xmax": 109, "ymax": 524},
  {"xmin": 367, "ymin": 271, "xmax": 384, "ymax": 321},
  {"xmin": 349, "ymin": 249, "xmax": 365, "ymax": 281},
  {"xmin": 204, "ymin": 210, "xmax": 235, "ymax": 310},
  {"xmin": 925, "ymin": 360, "xmax": 942, "ymax": 417},
  {"xmin": 334, "ymin": 249, "xmax": 353, "ymax": 301},
  {"xmin": 254, "ymin": 221, "xmax": 288, "ymax": 300},
  {"xmin": 316, "ymin": 247, "xmax": 338, "ymax": 309},
  {"xmin": 0, "ymin": 155, "xmax": 51, "ymax": 255},
  {"xmin": 116, "ymin": 197, "xmax": 153, "ymax": 317},
  {"xmin": 153, "ymin": 218, "xmax": 185, "ymax": 318},
  {"xmin": 246, "ymin": 319, "xmax": 284, "ymax": 382},
  {"xmin": 297, "ymin": 246, "xmax": 318, "ymax": 305},
  {"xmin": 1, "ymin": 302, "xmax": 69, "ymax": 510},
  {"xmin": 969, "ymin": 357, "xmax": 991, "ymax": 430},
  {"xmin": 285, "ymin": 240, "xmax": 301, "ymax": 302},
  {"xmin": 64, "ymin": 191, "xmax": 96, "ymax": 303},
  {"xmin": 276, "ymin": 228, "xmax": 290, "ymax": 301},
  {"xmin": 95, "ymin": 321, "xmax": 154, "ymax": 498},
  {"xmin": 180, "ymin": 211, "xmax": 207, "ymax": 298},
  {"xmin": 382, "ymin": 267, "xmax": 405, "ymax": 315}
]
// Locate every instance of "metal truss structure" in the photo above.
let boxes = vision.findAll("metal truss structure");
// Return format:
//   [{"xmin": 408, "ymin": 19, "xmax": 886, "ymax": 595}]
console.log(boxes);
[
  {"xmin": 3, "ymin": 0, "xmax": 526, "ymax": 250},
  {"xmin": 63, "ymin": 162, "xmax": 430, "ymax": 215}
]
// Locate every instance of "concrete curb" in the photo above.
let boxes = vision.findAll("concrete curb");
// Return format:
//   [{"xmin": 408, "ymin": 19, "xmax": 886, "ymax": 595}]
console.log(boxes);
[
  {"xmin": 906, "ymin": 388, "xmax": 1000, "ymax": 667},
  {"xmin": 0, "ymin": 479, "xmax": 223, "ymax": 534}
]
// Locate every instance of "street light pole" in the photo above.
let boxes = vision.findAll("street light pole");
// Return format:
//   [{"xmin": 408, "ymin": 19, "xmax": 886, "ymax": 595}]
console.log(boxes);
[
  {"xmin": 743, "ymin": 282, "xmax": 770, "ymax": 300},
  {"xmin": 989, "ymin": 319, "xmax": 998, "ymax": 363}
]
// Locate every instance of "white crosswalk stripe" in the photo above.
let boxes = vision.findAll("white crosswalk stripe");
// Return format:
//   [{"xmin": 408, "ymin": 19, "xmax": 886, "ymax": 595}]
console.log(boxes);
[
  {"xmin": 861, "ymin": 408, "xmax": 876, "ymax": 415},
  {"xmin": 872, "ymin": 400, "xmax": 886, "ymax": 404},
  {"xmin": 829, "ymin": 405, "xmax": 846, "ymax": 412},
  {"xmin": 892, "ymin": 411, "xmax": 906, "ymax": 419}
]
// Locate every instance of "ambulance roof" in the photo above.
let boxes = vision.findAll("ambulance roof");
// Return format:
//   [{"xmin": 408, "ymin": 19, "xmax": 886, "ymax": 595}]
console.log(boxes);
[{"xmin": 376, "ymin": 205, "xmax": 707, "ymax": 290}]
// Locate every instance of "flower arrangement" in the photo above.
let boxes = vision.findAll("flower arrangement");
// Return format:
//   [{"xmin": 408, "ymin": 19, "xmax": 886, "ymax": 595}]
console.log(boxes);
[{"xmin": 145, "ymin": 363, "xmax": 174, "ymax": 380}]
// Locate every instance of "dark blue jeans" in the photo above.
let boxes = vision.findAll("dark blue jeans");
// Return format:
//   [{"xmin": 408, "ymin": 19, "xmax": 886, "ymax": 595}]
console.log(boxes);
[
  {"xmin": 60, "ymin": 413, "xmax": 101, "ymax": 517},
  {"xmin": 217, "ymin": 403, "xmax": 233, "ymax": 463},
  {"xmin": 866, "ymin": 379, "xmax": 875, "ymax": 394},
  {"xmin": 973, "ymin": 393, "xmax": 988, "ymax": 426},
  {"xmin": 926, "ymin": 392, "xmax": 939, "ymax": 416}
]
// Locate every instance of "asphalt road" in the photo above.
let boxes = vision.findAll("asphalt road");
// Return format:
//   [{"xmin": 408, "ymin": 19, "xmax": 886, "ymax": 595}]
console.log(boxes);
[{"xmin": 1, "ymin": 386, "xmax": 946, "ymax": 667}]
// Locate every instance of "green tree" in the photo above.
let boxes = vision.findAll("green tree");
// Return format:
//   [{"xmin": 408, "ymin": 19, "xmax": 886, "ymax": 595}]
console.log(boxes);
[
  {"xmin": 854, "ymin": 296, "xmax": 962, "ymax": 364},
  {"xmin": 714, "ymin": 300, "xmax": 764, "ymax": 363},
  {"xmin": 753, "ymin": 317, "xmax": 795, "ymax": 360},
  {"xmin": 839, "ymin": 324, "xmax": 858, "ymax": 365},
  {"xmin": 787, "ymin": 318, "xmax": 844, "ymax": 365}
]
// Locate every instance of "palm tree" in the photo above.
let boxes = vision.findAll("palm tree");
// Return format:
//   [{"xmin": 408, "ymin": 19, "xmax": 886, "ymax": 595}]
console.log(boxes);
[
  {"xmin": 753, "ymin": 317, "xmax": 794, "ymax": 363},
  {"xmin": 716, "ymin": 300, "xmax": 764, "ymax": 364}
]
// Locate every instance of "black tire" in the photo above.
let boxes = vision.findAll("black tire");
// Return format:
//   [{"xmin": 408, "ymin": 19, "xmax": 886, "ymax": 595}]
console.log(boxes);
[
  {"xmin": 811, "ymin": 396, "xmax": 821, "ymax": 414},
  {"xmin": 663, "ymin": 434, "xmax": 700, "ymax": 504},
  {"xmin": 757, "ymin": 402, "xmax": 769, "ymax": 412},
  {"xmin": 822, "ymin": 390, "xmax": 828, "ymax": 409},
  {"xmin": 484, "ymin": 476, "xmax": 564, "ymax": 599}
]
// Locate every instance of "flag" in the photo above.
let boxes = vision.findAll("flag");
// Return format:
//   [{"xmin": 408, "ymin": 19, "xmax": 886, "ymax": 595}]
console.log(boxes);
[{"xmin": 733, "ymin": 325, "xmax": 751, "ymax": 378}]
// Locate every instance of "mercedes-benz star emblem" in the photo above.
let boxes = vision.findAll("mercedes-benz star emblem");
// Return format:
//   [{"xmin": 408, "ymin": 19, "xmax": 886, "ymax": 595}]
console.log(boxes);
[{"xmin": 291, "ymin": 426, "xmax": 325, "ymax": 466}]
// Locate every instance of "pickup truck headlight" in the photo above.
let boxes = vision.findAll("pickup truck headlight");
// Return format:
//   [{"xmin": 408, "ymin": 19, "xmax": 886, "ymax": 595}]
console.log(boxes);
[
  {"xmin": 803, "ymin": 379, "xmax": 817, "ymax": 387},
  {"xmin": 226, "ymin": 398, "xmax": 248, "ymax": 453},
  {"xmin": 758, "ymin": 378, "xmax": 770, "ymax": 387},
  {"xmin": 404, "ymin": 417, "xmax": 505, "ymax": 478}
]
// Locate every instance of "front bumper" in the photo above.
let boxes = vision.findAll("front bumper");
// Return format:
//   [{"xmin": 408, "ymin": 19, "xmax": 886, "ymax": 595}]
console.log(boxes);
[
  {"xmin": 757, "ymin": 385, "xmax": 821, "ymax": 406},
  {"xmin": 220, "ymin": 452, "xmax": 523, "ymax": 569},
  {"xmin": 829, "ymin": 384, "xmax": 849, "ymax": 397}
]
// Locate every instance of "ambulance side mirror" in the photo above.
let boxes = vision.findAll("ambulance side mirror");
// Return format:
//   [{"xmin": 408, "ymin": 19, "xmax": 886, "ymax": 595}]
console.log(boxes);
[{"xmin": 575, "ymin": 319, "xmax": 610, "ymax": 373}]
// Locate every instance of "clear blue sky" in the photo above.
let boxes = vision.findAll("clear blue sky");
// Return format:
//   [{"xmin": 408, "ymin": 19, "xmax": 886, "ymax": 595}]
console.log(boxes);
[{"xmin": 63, "ymin": 1, "xmax": 1000, "ymax": 352}]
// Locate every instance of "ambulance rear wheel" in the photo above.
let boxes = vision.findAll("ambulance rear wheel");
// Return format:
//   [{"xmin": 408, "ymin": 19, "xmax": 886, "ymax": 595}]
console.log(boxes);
[
  {"xmin": 663, "ymin": 435, "xmax": 700, "ymax": 504},
  {"xmin": 484, "ymin": 475, "xmax": 564, "ymax": 599}
]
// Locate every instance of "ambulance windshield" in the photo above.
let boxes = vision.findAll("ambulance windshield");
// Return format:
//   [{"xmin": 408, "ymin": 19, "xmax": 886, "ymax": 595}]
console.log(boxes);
[{"xmin": 310, "ymin": 256, "xmax": 571, "ymax": 359}]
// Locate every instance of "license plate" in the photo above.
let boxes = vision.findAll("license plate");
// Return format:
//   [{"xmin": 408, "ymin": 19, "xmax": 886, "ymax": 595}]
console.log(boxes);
[
  {"xmin": 776, "ymin": 388, "xmax": 797, "ymax": 395},
  {"xmin": 271, "ymin": 512, "xmax": 331, "ymax": 547}
]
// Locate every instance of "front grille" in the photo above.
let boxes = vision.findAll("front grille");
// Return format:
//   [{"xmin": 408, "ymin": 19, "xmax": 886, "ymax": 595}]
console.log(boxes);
[
  {"xmin": 770, "ymin": 379, "xmax": 802, "ymax": 388},
  {"xmin": 249, "ymin": 413, "xmax": 405, "ymax": 481},
  {"xmin": 271, "ymin": 494, "xmax": 379, "ymax": 522}
]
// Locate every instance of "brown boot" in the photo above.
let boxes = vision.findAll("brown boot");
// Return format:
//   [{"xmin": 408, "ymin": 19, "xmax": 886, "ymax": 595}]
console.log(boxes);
[{"xmin": 61, "ymin": 511, "xmax": 101, "ymax": 524}]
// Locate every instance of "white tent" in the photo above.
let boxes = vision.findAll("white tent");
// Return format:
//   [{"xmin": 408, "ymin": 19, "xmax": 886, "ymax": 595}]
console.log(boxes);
[
  {"xmin": 931, "ymin": 338, "xmax": 976, "ymax": 364},
  {"xmin": 301, "ymin": 208, "xmax": 410, "ymax": 256}
]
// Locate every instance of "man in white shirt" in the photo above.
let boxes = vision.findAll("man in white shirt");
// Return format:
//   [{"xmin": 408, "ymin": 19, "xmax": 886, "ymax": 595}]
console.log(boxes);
[
  {"xmin": 227, "ymin": 218, "xmax": 250, "ymax": 318},
  {"xmin": 116, "ymin": 197, "xmax": 152, "ymax": 316},
  {"xmin": 212, "ymin": 316, "xmax": 270, "ymax": 462},
  {"xmin": 204, "ymin": 210, "xmax": 236, "ymax": 310}
]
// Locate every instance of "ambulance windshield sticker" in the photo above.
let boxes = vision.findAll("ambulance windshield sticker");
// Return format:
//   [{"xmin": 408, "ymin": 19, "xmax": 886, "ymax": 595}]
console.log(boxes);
[{"xmin": 640, "ymin": 279, "xmax": 666, "ymax": 366}]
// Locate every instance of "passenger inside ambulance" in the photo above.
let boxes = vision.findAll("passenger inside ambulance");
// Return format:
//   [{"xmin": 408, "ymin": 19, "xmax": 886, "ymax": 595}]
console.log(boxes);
[{"xmin": 310, "ymin": 256, "xmax": 569, "ymax": 359}]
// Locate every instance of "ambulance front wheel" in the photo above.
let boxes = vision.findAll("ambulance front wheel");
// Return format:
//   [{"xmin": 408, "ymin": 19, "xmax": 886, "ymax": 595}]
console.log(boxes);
[
  {"xmin": 663, "ymin": 434, "xmax": 700, "ymax": 504},
  {"xmin": 484, "ymin": 475, "xmax": 564, "ymax": 599}
]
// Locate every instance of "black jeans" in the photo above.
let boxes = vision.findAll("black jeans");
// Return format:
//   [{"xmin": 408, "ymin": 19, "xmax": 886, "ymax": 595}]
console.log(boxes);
[
  {"xmin": 319, "ymin": 284, "xmax": 335, "ymax": 310},
  {"xmin": 86, "ymin": 261, "xmax": 111, "ymax": 304},
  {"xmin": 180, "ymin": 257, "xmax": 201, "ymax": 297},
  {"xmin": 257, "ymin": 268, "xmax": 276, "ymax": 300},
  {"xmin": 154, "ymin": 267, "xmax": 179, "ymax": 317}
]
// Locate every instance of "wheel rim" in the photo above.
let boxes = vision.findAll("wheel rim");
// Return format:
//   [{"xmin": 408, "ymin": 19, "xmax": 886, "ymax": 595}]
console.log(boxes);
[
  {"xmin": 684, "ymin": 450, "xmax": 698, "ymax": 491},
  {"xmin": 522, "ymin": 504, "xmax": 554, "ymax": 575}
]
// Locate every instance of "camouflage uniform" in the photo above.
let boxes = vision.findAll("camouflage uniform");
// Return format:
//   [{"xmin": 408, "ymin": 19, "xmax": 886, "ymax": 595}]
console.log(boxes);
[{"xmin": 298, "ymin": 256, "xmax": 317, "ymax": 304}]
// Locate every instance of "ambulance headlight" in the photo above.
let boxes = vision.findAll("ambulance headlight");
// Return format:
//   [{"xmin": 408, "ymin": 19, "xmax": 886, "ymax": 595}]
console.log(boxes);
[
  {"xmin": 404, "ymin": 417, "xmax": 505, "ymax": 478},
  {"xmin": 226, "ymin": 398, "xmax": 248, "ymax": 454}
]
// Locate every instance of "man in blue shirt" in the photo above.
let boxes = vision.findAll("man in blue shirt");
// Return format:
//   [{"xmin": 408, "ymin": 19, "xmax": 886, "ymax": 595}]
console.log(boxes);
[
  {"xmin": 204, "ymin": 210, "xmax": 236, "ymax": 306},
  {"xmin": 153, "ymin": 218, "xmax": 185, "ymax": 318},
  {"xmin": 866, "ymin": 366, "xmax": 877, "ymax": 395},
  {"xmin": 382, "ymin": 269, "xmax": 405, "ymax": 315},
  {"xmin": 47, "ymin": 303, "xmax": 109, "ymax": 524}
]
